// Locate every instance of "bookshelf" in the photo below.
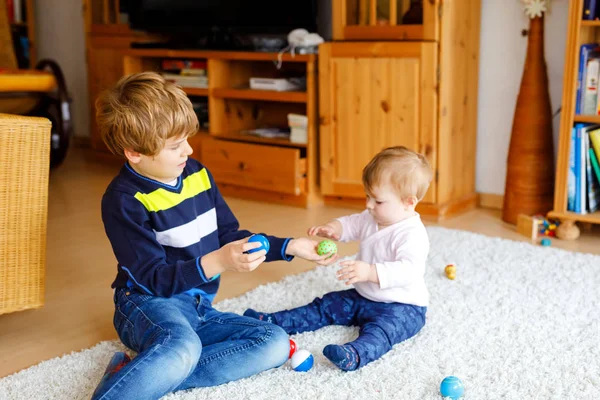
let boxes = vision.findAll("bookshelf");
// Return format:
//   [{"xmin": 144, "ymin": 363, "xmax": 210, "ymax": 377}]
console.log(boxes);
[
  {"xmin": 549, "ymin": 0, "xmax": 600, "ymax": 239},
  {"xmin": 121, "ymin": 49, "xmax": 319, "ymax": 208}
]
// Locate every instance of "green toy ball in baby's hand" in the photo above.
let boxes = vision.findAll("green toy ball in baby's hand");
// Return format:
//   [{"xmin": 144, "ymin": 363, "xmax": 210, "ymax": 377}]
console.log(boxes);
[{"xmin": 317, "ymin": 239, "xmax": 337, "ymax": 257}]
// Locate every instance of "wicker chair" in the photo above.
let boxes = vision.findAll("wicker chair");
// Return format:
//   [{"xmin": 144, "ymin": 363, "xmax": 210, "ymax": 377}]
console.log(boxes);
[{"xmin": 0, "ymin": 113, "xmax": 50, "ymax": 315}]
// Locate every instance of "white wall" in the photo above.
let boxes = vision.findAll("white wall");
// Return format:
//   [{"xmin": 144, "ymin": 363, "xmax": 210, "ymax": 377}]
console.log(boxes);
[
  {"xmin": 476, "ymin": 0, "xmax": 569, "ymax": 195},
  {"xmin": 34, "ymin": 0, "xmax": 89, "ymax": 138},
  {"xmin": 33, "ymin": 0, "xmax": 569, "ymax": 195}
]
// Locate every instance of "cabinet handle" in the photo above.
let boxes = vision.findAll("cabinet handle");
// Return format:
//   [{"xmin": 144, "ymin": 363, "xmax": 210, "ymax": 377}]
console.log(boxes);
[{"xmin": 238, "ymin": 162, "xmax": 246, "ymax": 171}]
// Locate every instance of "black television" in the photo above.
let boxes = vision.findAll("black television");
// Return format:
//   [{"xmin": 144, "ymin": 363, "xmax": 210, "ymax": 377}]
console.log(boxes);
[{"xmin": 125, "ymin": 0, "xmax": 323, "ymax": 50}]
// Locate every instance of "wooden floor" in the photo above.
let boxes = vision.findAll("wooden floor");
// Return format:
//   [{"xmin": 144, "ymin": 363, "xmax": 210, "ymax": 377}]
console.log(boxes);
[{"xmin": 1, "ymin": 148, "xmax": 599, "ymax": 379}]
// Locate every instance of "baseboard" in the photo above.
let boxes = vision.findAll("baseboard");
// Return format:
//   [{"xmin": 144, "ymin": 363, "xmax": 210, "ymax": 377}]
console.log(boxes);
[{"xmin": 478, "ymin": 193, "xmax": 504, "ymax": 210}]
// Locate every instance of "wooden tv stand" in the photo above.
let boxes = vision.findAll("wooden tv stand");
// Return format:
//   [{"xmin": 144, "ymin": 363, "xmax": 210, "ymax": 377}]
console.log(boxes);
[{"xmin": 122, "ymin": 49, "xmax": 318, "ymax": 208}]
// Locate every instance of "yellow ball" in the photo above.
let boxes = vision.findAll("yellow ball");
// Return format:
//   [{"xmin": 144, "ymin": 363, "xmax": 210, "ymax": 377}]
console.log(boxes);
[{"xmin": 445, "ymin": 264, "xmax": 456, "ymax": 280}]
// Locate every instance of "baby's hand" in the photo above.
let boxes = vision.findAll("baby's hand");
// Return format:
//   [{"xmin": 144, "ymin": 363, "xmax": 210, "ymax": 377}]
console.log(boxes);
[
  {"xmin": 307, "ymin": 224, "xmax": 340, "ymax": 241},
  {"xmin": 286, "ymin": 238, "xmax": 339, "ymax": 266},
  {"xmin": 337, "ymin": 260, "xmax": 378, "ymax": 285}
]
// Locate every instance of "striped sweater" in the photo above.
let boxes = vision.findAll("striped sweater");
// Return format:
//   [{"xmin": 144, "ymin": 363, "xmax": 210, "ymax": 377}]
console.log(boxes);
[{"xmin": 101, "ymin": 158, "xmax": 292, "ymax": 301}]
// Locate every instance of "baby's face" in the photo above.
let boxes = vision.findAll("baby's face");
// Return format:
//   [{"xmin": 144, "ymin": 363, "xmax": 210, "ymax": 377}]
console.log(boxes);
[{"xmin": 365, "ymin": 185, "xmax": 415, "ymax": 227}]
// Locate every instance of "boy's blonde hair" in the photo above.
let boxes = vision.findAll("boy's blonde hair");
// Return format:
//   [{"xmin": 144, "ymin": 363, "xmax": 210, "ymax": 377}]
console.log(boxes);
[
  {"xmin": 362, "ymin": 146, "xmax": 433, "ymax": 201},
  {"xmin": 96, "ymin": 71, "xmax": 199, "ymax": 156}
]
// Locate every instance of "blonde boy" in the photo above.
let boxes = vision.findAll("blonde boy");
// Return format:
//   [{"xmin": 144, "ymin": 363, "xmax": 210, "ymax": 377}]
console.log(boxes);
[
  {"xmin": 92, "ymin": 72, "xmax": 333, "ymax": 399},
  {"xmin": 245, "ymin": 146, "xmax": 433, "ymax": 371}
]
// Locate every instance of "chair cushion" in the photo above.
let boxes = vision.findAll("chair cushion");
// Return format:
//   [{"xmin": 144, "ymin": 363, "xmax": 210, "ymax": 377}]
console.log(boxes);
[{"xmin": 0, "ymin": 69, "xmax": 57, "ymax": 92}]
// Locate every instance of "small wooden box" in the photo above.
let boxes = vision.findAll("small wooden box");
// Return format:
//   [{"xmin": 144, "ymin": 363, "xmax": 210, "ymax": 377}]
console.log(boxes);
[{"xmin": 516, "ymin": 214, "xmax": 543, "ymax": 240}]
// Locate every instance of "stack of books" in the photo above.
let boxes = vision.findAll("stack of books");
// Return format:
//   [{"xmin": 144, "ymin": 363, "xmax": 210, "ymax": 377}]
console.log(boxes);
[
  {"xmin": 161, "ymin": 59, "xmax": 208, "ymax": 89},
  {"xmin": 568, "ymin": 124, "xmax": 600, "ymax": 214}
]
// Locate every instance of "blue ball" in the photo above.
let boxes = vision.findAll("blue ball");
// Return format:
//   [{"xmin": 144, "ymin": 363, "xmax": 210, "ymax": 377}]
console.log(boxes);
[
  {"xmin": 440, "ymin": 376, "xmax": 464, "ymax": 399},
  {"xmin": 290, "ymin": 349, "xmax": 314, "ymax": 372},
  {"xmin": 247, "ymin": 234, "xmax": 270, "ymax": 254}
]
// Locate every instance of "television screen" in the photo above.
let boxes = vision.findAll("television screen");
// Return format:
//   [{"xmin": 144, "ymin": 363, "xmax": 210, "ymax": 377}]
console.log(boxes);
[{"xmin": 127, "ymin": 0, "xmax": 319, "ymax": 37}]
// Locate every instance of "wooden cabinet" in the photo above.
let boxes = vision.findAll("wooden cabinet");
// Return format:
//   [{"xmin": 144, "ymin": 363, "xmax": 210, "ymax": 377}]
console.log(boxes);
[
  {"xmin": 83, "ymin": 0, "xmax": 156, "ymax": 151},
  {"xmin": 548, "ymin": 0, "xmax": 600, "ymax": 239},
  {"xmin": 320, "ymin": 0, "xmax": 481, "ymax": 219},
  {"xmin": 332, "ymin": 0, "xmax": 439, "ymax": 41},
  {"xmin": 319, "ymin": 42, "xmax": 437, "ymax": 204},
  {"xmin": 122, "ymin": 50, "xmax": 318, "ymax": 208}
]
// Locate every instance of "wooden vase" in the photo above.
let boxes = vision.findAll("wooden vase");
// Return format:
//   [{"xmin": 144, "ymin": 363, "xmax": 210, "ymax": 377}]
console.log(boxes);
[{"xmin": 502, "ymin": 15, "xmax": 555, "ymax": 224}]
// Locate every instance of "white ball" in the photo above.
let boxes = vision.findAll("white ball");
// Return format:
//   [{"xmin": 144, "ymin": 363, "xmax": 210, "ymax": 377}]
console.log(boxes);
[{"xmin": 290, "ymin": 349, "xmax": 314, "ymax": 372}]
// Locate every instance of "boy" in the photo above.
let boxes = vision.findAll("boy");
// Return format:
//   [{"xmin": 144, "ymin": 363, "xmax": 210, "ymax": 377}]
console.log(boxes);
[
  {"xmin": 245, "ymin": 146, "xmax": 432, "ymax": 371},
  {"xmin": 92, "ymin": 72, "xmax": 334, "ymax": 399}
]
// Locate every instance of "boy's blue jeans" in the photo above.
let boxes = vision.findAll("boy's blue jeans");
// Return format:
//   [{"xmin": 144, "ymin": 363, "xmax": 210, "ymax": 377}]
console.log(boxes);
[
  {"xmin": 92, "ymin": 288, "xmax": 289, "ymax": 400},
  {"xmin": 272, "ymin": 289, "xmax": 427, "ymax": 369}
]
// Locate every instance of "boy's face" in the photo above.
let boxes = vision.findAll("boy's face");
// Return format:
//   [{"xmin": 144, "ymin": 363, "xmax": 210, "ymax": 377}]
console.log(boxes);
[
  {"xmin": 365, "ymin": 184, "xmax": 417, "ymax": 227},
  {"xmin": 127, "ymin": 136, "xmax": 193, "ymax": 184}
]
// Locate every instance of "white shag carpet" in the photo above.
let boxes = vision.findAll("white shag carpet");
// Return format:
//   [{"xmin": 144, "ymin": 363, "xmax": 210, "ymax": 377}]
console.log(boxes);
[{"xmin": 1, "ymin": 227, "xmax": 600, "ymax": 400}]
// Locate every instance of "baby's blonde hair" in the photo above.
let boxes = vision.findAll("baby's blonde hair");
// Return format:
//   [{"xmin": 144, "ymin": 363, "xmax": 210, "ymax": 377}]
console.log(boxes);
[
  {"xmin": 95, "ymin": 71, "xmax": 199, "ymax": 157},
  {"xmin": 362, "ymin": 146, "xmax": 433, "ymax": 201}
]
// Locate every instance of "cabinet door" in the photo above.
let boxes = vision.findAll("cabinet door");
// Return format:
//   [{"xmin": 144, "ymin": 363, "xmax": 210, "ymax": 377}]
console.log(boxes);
[
  {"xmin": 332, "ymin": 0, "xmax": 440, "ymax": 41},
  {"xmin": 319, "ymin": 42, "xmax": 437, "ymax": 204}
]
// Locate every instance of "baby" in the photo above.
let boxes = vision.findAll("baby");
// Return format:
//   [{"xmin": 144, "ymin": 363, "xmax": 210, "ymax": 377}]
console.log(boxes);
[{"xmin": 245, "ymin": 146, "xmax": 433, "ymax": 371}]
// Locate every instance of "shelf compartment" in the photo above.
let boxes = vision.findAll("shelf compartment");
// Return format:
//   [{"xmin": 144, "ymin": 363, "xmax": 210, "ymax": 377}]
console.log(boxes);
[
  {"xmin": 211, "ymin": 131, "xmax": 306, "ymax": 149},
  {"xmin": 212, "ymin": 88, "xmax": 307, "ymax": 103}
]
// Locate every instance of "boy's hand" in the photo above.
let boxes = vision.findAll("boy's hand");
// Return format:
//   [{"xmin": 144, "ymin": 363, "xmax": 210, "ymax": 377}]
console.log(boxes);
[
  {"xmin": 337, "ymin": 260, "xmax": 379, "ymax": 285},
  {"xmin": 307, "ymin": 224, "xmax": 340, "ymax": 241},
  {"xmin": 201, "ymin": 237, "xmax": 266, "ymax": 276},
  {"xmin": 286, "ymin": 238, "xmax": 339, "ymax": 266}
]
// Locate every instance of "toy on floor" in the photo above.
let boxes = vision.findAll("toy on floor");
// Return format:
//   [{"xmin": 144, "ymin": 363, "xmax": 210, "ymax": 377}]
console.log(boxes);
[
  {"xmin": 516, "ymin": 213, "xmax": 561, "ymax": 240},
  {"xmin": 444, "ymin": 264, "xmax": 456, "ymax": 280},
  {"xmin": 289, "ymin": 338, "xmax": 298, "ymax": 359},
  {"xmin": 246, "ymin": 234, "xmax": 270, "ymax": 254},
  {"xmin": 440, "ymin": 376, "xmax": 464, "ymax": 399},
  {"xmin": 540, "ymin": 238, "xmax": 551, "ymax": 247},
  {"xmin": 317, "ymin": 239, "xmax": 337, "ymax": 257},
  {"xmin": 290, "ymin": 349, "xmax": 314, "ymax": 372}
]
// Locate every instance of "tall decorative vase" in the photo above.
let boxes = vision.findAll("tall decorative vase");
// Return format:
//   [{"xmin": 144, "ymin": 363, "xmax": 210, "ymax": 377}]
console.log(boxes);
[{"xmin": 502, "ymin": 15, "xmax": 555, "ymax": 224}]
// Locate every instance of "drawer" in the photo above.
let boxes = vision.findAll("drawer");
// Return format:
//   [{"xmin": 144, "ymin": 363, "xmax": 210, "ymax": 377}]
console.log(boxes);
[{"xmin": 200, "ymin": 138, "xmax": 307, "ymax": 195}]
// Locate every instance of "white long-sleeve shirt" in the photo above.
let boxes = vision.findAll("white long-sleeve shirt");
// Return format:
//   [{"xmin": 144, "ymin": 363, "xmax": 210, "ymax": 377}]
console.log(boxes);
[{"xmin": 336, "ymin": 210, "xmax": 429, "ymax": 306}]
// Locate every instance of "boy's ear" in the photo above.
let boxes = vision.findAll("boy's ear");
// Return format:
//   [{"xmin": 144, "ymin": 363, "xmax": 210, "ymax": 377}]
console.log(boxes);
[{"xmin": 124, "ymin": 148, "xmax": 142, "ymax": 164}]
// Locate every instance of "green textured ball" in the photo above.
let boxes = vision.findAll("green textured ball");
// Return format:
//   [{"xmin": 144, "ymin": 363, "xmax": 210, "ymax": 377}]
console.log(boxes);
[{"xmin": 317, "ymin": 240, "xmax": 337, "ymax": 256}]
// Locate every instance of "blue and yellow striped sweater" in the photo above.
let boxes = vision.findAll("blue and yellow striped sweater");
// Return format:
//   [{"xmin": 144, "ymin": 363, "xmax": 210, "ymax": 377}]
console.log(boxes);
[{"xmin": 101, "ymin": 158, "xmax": 292, "ymax": 301}]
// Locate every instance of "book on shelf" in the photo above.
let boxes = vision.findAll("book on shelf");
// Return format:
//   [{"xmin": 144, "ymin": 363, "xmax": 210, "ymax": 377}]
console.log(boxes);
[
  {"xmin": 583, "ymin": 54, "xmax": 600, "ymax": 115},
  {"xmin": 161, "ymin": 59, "xmax": 207, "ymax": 75},
  {"xmin": 240, "ymin": 128, "xmax": 290, "ymax": 139},
  {"xmin": 576, "ymin": 44, "xmax": 598, "ymax": 114},
  {"xmin": 161, "ymin": 73, "xmax": 208, "ymax": 89},
  {"xmin": 583, "ymin": 0, "xmax": 600, "ymax": 20},
  {"xmin": 568, "ymin": 124, "xmax": 600, "ymax": 214}
]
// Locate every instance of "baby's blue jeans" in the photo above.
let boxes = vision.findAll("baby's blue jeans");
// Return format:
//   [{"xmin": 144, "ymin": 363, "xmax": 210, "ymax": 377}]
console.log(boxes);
[
  {"xmin": 272, "ymin": 289, "xmax": 427, "ymax": 369},
  {"xmin": 92, "ymin": 288, "xmax": 289, "ymax": 400}
]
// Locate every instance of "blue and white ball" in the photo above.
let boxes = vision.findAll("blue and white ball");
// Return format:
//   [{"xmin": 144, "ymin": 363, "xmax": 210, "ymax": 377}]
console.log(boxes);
[{"xmin": 290, "ymin": 349, "xmax": 314, "ymax": 372}]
